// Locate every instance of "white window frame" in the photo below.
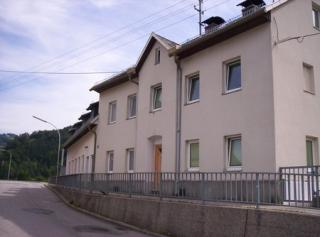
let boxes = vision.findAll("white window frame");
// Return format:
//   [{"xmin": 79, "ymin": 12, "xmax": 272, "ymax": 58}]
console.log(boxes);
[
  {"xmin": 306, "ymin": 136, "xmax": 319, "ymax": 166},
  {"xmin": 126, "ymin": 148, "xmax": 135, "ymax": 173},
  {"xmin": 108, "ymin": 101, "xmax": 117, "ymax": 124},
  {"xmin": 186, "ymin": 140, "xmax": 200, "ymax": 172},
  {"xmin": 225, "ymin": 135, "xmax": 242, "ymax": 171},
  {"xmin": 186, "ymin": 73, "xmax": 200, "ymax": 104},
  {"xmin": 303, "ymin": 63, "xmax": 315, "ymax": 94},
  {"xmin": 155, "ymin": 47, "xmax": 160, "ymax": 65},
  {"xmin": 127, "ymin": 94, "xmax": 137, "ymax": 119},
  {"xmin": 313, "ymin": 3, "xmax": 320, "ymax": 29},
  {"xmin": 151, "ymin": 84, "xmax": 162, "ymax": 111},
  {"xmin": 224, "ymin": 58, "xmax": 242, "ymax": 94},
  {"xmin": 106, "ymin": 151, "xmax": 114, "ymax": 173}
]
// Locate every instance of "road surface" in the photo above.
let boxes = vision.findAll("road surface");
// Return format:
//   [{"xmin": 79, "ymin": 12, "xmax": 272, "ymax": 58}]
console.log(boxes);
[{"xmin": 0, "ymin": 181, "xmax": 153, "ymax": 237}]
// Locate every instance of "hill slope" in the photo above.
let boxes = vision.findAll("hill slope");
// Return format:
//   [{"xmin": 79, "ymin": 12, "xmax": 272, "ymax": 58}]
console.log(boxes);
[{"xmin": 0, "ymin": 127, "xmax": 70, "ymax": 181}]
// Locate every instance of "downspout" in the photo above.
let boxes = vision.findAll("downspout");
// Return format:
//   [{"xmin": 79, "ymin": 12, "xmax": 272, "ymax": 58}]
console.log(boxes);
[
  {"xmin": 88, "ymin": 124, "xmax": 97, "ymax": 192},
  {"xmin": 88, "ymin": 125, "xmax": 97, "ymax": 174},
  {"xmin": 175, "ymin": 56, "xmax": 182, "ymax": 174}
]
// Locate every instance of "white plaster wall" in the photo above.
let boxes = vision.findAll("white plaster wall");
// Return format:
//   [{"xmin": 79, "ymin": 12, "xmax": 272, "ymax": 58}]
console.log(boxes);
[
  {"xmin": 180, "ymin": 24, "xmax": 276, "ymax": 172},
  {"xmin": 66, "ymin": 131, "xmax": 95, "ymax": 174},
  {"xmin": 95, "ymin": 81, "xmax": 138, "ymax": 173},
  {"xmin": 271, "ymin": 0, "xmax": 320, "ymax": 168},
  {"xmin": 135, "ymin": 41, "xmax": 177, "ymax": 172}
]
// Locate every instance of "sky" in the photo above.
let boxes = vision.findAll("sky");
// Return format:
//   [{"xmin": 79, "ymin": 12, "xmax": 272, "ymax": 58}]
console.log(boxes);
[{"xmin": 0, "ymin": 0, "xmax": 274, "ymax": 134}]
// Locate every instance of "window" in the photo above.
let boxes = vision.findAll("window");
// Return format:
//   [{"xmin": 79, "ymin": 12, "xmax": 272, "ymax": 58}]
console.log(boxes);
[
  {"xmin": 226, "ymin": 136, "xmax": 242, "ymax": 170},
  {"xmin": 306, "ymin": 137, "xmax": 318, "ymax": 166},
  {"xmin": 225, "ymin": 59, "xmax": 241, "ymax": 93},
  {"xmin": 106, "ymin": 151, "xmax": 114, "ymax": 173},
  {"xmin": 187, "ymin": 140, "xmax": 199, "ymax": 171},
  {"xmin": 303, "ymin": 63, "xmax": 315, "ymax": 94},
  {"xmin": 108, "ymin": 101, "xmax": 117, "ymax": 124},
  {"xmin": 313, "ymin": 4, "xmax": 320, "ymax": 29},
  {"xmin": 155, "ymin": 47, "xmax": 160, "ymax": 64},
  {"xmin": 126, "ymin": 148, "xmax": 134, "ymax": 172},
  {"xmin": 187, "ymin": 74, "xmax": 200, "ymax": 103},
  {"xmin": 127, "ymin": 94, "xmax": 137, "ymax": 119},
  {"xmin": 151, "ymin": 84, "xmax": 162, "ymax": 111}
]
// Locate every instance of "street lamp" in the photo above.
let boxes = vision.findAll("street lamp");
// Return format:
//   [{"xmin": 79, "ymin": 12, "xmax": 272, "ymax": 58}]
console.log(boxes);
[
  {"xmin": 33, "ymin": 115, "xmax": 61, "ymax": 184},
  {"xmin": 0, "ymin": 149, "xmax": 12, "ymax": 180}
]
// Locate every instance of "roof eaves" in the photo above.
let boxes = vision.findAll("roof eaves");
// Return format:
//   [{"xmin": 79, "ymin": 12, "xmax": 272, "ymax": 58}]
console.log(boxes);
[
  {"xmin": 136, "ymin": 32, "xmax": 179, "ymax": 72},
  {"xmin": 63, "ymin": 119, "xmax": 97, "ymax": 148},
  {"xmin": 90, "ymin": 67, "xmax": 136, "ymax": 93},
  {"xmin": 172, "ymin": 8, "xmax": 270, "ymax": 59}
]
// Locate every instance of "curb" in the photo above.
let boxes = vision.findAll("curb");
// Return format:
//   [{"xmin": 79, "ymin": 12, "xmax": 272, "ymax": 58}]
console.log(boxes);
[{"xmin": 45, "ymin": 184, "xmax": 167, "ymax": 237}]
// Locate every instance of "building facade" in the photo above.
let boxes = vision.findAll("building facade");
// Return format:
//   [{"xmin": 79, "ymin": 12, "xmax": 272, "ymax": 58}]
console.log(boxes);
[{"xmin": 66, "ymin": 0, "xmax": 320, "ymax": 174}]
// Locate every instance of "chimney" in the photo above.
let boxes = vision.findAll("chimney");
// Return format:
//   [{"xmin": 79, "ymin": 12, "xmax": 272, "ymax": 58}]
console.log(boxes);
[
  {"xmin": 237, "ymin": 0, "xmax": 266, "ymax": 17},
  {"xmin": 202, "ymin": 16, "xmax": 226, "ymax": 34}
]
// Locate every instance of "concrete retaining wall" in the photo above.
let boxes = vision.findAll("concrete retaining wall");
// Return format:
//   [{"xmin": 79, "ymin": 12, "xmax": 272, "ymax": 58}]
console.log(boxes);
[{"xmin": 51, "ymin": 185, "xmax": 320, "ymax": 237}]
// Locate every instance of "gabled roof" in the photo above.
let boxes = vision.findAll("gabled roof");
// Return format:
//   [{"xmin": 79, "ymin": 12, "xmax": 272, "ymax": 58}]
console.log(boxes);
[
  {"xmin": 135, "ymin": 32, "xmax": 179, "ymax": 72},
  {"xmin": 86, "ymin": 101, "xmax": 99, "ymax": 111},
  {"xmin": 90, "ymin": 67, "xmax": 136, "ymax": 93},
  {"xmin": 90, "ymin": 33, "xmax": 178, "ymax": 93},
  {"xmin": 79, "ymin": 112, "xmax": 91, "ymax": 121}
]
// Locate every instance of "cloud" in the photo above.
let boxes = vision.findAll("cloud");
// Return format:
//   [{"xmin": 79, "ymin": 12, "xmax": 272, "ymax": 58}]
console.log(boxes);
[{"xmin": 0, "ymin": 0, "xmax": 275, "ymax": 134}]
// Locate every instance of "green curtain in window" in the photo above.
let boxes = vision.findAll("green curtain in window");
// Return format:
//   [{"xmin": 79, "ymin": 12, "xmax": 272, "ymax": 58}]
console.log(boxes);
[
  {"xmin": 190, "ymin": 143, "xmax": 199, "ymax": 168},
  {"xmin": 306, "ymin": 140, "xmax": 313, "ymax": 166}
]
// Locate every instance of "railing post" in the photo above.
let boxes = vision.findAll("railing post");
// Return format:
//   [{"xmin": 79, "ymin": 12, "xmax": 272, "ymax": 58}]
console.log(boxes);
[
  {"xmin": 159, "ymin": 173, "xmax": 162, "ymax": 200},
  {"xmin": 79, "ymin": 174, "xmax": 82, "ymax": 191},
  {"xmin": 315, "ymin": 167, "xmax": 319, "ymax": 208},
  {"xmin": 256, "ymin": 173, "xmax": 260, "ymax": 208},
  {"xmin": 129, "ymin": 173, "xmax": 132, "ymax": 198},
  {"xmin": 106, "ymin": 173, "xmax": 110, "ymax": 194},
  {"xmin": 201, "ymin": 173, "xmax": 205, "ymax": 204}
]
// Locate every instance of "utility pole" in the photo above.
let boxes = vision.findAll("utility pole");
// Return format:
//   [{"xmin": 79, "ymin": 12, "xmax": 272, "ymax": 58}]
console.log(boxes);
[
  {"xmin": 33, "ymin": 115, "xmax": 61, "ymax": 184},
  {"xmin": 194, "ymin": 0, "xmax": 204, "ymax": 35}
]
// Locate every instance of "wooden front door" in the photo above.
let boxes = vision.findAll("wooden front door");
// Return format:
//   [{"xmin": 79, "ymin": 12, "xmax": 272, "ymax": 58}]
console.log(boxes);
[
  {"xmin": 155, "ymin": 144, "xmax": 162, "ymax": 173},
  {"xmin": 154, "ymin": 145, "xmax": 162, "ymax": 190}
]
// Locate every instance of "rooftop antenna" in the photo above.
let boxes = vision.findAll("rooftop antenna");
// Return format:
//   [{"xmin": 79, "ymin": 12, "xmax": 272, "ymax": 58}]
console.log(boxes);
[{"xmin": 194, "ymin": 0, "xmax": 204, "ymax": 35}]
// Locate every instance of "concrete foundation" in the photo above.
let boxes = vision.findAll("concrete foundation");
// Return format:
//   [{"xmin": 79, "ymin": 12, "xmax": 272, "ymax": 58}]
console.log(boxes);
[{"xmin": 50, "ymin": 185, "xmax": 320, "ymax": 237}]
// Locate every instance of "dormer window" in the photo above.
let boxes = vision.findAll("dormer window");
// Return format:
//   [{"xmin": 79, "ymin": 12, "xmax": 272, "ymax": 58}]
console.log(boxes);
[{"xmin": 155, "ymin": 47, "xmax": 160, "ymax": 65}]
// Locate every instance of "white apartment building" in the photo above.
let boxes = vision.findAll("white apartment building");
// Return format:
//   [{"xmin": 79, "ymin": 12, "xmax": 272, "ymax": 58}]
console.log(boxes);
[{"xmin": 66, "ymin": 0, "xmax": 320, "ymax": 175}]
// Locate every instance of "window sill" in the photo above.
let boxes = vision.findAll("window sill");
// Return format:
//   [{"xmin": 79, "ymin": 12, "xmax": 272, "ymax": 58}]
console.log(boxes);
[
  {"xmin": 127, "ymin": 170, "xmax": 134, "ymax": 173},
  {"xmin": 304, "ymin": 90, "xmax": 315, "ymax": 95},
  {"xmin": 222, "ymin": 88, "xmax": 242, "ymax": 95},
  {"xmin": 150, "ymin": 108, "xmax": 162, "ymax": 113},
  {"xmin": 188, "ymin": 168, "xmax": 200, "ymax": 172},
  {"xmin": 108, "ymin": 121, "xmax": 117, "ymax": 125},
  {"xmin": 185, "ymin": 99, "xmax": 200, "ymax": 106},
  {"xmin": 225, "ymin": 166, "xmax": 242, "ymax": 172},
  {"xmin": 127, "ymin": 116, "xmax": 136, "ymax": 120}
]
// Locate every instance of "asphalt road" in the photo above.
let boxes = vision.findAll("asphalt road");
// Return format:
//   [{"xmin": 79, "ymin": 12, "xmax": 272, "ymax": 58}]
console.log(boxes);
[{"xmin": 0, "ymin": 181, "xmax": 153, "ymax": 237}]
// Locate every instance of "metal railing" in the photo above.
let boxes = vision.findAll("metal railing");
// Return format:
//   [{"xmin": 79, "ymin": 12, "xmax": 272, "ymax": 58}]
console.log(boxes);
[{"xmin": 49, "ymin": 168, "xmax": 320, "ymax": 209}]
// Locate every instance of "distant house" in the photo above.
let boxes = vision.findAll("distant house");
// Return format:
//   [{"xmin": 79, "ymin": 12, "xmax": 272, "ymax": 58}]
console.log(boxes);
[
  {"xmin": 64, "ymin": 101, "xmax": 98, "ymax": 175},
  {"xmin": 68, "ymin": 0, "xmax": 320, "ymax": 174}
]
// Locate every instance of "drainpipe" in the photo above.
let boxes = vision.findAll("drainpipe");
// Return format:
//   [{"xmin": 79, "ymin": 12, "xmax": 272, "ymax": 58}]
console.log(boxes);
[
  {"xmin": 88, "ymin": 124, "xmax": 97, "ymax": 192},
  {"xmin": 175, "ymin": 56, "xmax": 182, "ymax": 174},
  {"xmin": 88, "ymin": 125, "xmax": 97, "ymax": 174}
]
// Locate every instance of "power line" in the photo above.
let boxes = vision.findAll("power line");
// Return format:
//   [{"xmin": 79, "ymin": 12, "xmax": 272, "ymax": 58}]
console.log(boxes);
[
  {"xmin": 31, "ymin": 0, "xmax": 201, "ymax": 72},
  {"xmin": 53, "ymin": 0, "xmax": 227, "ymax": 71},
  {"xmin": 0, "ymin": 0, "xmax": 191, "ymax": 83},
  {"xmin": 0, "ymin": 0, "xmax": 232, "ymax": 91},
  {"xmin": 0, "ymin": 0, "xmax": 199, "ymax": 89},
  {"xmin": 0, "ymin": 70, "xmax": 120, "ymax": 75}
]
